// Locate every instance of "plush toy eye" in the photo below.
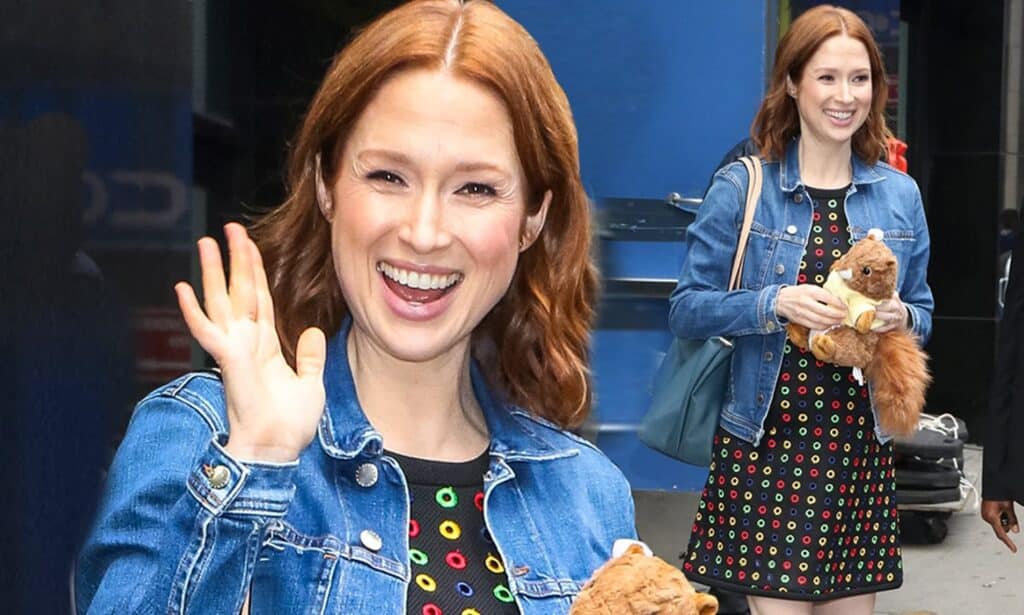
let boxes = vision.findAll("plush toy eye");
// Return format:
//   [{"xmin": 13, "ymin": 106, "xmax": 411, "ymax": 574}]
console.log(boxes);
[{"xmin": 861, "ymin": 266, "xmax": 872, "ymax": 275}]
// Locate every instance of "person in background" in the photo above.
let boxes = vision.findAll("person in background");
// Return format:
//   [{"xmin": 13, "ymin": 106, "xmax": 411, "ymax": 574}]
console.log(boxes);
[
  {"xmin": 982, "ymin": 225, "xmax": 1023, "ymax": 554},
  {"xmin": 670, "ymin": 5, "xmax": 932, "ymax": 615},
  {"xmin": 75, "ymin": 2, "xmax": 636, "ymax": 613}
]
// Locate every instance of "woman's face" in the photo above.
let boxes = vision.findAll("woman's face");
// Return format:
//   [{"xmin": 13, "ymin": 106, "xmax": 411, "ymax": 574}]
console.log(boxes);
[
  {"xmin": 326, "ymin": 68, "xmax": 549, "ymax": 364},
  {"xmin": 790, "ymin": 34, "xmax": 873, "ymax": 149}
]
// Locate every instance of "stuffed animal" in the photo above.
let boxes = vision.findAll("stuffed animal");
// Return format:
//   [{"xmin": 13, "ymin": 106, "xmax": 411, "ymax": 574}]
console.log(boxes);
[
  {"xmin": 570, "ymin": 541, "xmax": 718, "ymax": 615},
  {"xmin": 786, "ymin": 229, "xmax": 931, "ymax": 435}
]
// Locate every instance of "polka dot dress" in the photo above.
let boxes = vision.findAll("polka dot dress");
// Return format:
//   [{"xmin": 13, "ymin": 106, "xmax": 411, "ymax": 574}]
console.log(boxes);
[
  {"xmin": 391, "ymin": 450, "xmax": 519, "ymax": 615},
  {"xmin": 682, "ymin": 186, "xmax": 902, "ymax": 601}
]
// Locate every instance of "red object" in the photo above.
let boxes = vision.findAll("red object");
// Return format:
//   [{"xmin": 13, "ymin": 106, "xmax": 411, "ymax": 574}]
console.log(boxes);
[{"xmin": 887, "ymin": 137, "xmax": 908, "ymax": 172}]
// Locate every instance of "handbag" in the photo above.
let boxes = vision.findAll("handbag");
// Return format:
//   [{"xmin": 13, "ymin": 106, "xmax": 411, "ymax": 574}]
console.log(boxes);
[{"xmin": 638, "ymin": 155, "xmax": 763, "ymax": 466}]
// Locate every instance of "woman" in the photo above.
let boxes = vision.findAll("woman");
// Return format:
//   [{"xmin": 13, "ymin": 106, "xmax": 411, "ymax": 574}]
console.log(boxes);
[
  {"xmin": 670, "ymin": 6, "xmax": 933, "ymax": 615},
  {"xmin": 75, "ymin": 2, "xmax": 635, "ymax": 613}
]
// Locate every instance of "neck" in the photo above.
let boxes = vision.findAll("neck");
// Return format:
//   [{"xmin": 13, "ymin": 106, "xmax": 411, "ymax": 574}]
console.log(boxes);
[
  {"xmin": 347, "ymin": 327, "xmax": 489, "ymax": 461},
  {"xmin": 797, "ymin": 134, "xmax": 853, "ymax": 189}
]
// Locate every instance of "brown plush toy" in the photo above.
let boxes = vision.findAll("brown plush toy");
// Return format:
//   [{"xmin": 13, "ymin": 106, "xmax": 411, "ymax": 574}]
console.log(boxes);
[
  {"xmin": 570, "ymin": 542, "xmax": 718, "ymax": 615},
  {"xmin": 786, "ymin": 229, "xmax": 931, "ymax": 435}
]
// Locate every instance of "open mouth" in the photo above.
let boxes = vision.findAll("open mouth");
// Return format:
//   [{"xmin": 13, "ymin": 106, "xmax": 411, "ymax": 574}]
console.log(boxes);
[{"xmin": 377, "ymin": 262, "xmax": 462, "ymax": 304}]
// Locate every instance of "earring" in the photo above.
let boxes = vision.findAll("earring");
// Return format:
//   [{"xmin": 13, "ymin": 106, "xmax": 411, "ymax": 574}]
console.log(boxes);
[{"xmin": 314, "ymin": 153, "xmax": 332, "ymax": 218}]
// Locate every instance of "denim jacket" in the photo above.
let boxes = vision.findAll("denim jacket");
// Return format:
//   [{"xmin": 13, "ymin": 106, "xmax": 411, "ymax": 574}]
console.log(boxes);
[
  {"xmin": 75, "ymin": 321, "xmax": 636, "ymax": 614},
  {"xmin": 668, "ymin": 139, "xmax": 934, "ymax": 446}
]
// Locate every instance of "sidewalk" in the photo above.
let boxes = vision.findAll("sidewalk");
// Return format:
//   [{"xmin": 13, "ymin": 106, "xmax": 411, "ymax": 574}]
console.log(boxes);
[{"xmin": 634, "ymin": 446, "xmax": 1024, "ymax": 615}]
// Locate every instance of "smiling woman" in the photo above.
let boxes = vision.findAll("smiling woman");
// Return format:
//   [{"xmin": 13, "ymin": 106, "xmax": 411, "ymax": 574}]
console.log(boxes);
[
  {"xmin": 74, "ymin": 2, "xmax": 636, "ymax": 614},
  {"xmin": 669, "ymin": 5, "xmax": 933, "ymax": 615}
]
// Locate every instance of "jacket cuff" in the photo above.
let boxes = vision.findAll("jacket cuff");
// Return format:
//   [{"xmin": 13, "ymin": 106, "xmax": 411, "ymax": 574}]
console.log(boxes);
[
  {"xmin": 760, "ymin": 284, "xmax": 786, "ymax": 334},
  {"xmin": 906, "ymin": 303, "xmax": 918, "ymax": 336},
  {"xmin": 186, "ymin": 437, "xmax": 298, "ymax": 517}
]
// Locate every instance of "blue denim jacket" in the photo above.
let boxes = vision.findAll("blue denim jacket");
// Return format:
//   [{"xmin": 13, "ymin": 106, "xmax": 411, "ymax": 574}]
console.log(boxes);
[
  {"xmin": 668, "ymin": 139, "xmax": 934, "ymax": 447},
  {"xmin": 75, "ymin": 322, "xmax": 636, "ymax": 614}
]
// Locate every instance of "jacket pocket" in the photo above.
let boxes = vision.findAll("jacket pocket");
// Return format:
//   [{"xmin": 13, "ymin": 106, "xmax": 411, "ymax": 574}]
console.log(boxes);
[{"xmin": 249, "ymin": 522, "xmax": 341, "ymax": 615}]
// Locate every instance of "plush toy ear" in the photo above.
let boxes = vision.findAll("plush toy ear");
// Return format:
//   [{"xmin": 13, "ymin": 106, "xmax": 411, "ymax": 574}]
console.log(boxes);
[
  {"xmin": 867, "ymin": 228, "xmax": 884, "ymax": 241},
  {"xmin": 695, "ymin": 592, "xmax": 719, "ymax": 615}
]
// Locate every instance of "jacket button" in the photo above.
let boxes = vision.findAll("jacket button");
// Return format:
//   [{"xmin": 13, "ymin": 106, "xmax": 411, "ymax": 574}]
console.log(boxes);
[
  {"xmin": 757, "ymin": 393, "xmax": 766, "ymax": 403},
  {"xmin": 785, "ymin": 224, "xmax": 798, "ymax": 235},
  {"xmin": 355, "ymin": 463, "xmax": 378, "ymax": 488},
  {"xmin": 793, "ymin": 193, "xmax": 803, "ymax": 203},
  {"xmin": 766, "ymin": 321, "xmax": 776, "ymax": 332},
  {"xmin": 775, "ymin": 264, "xmax": 785, "ymax": 275},
  {"xmin": 765, "ymin": 352, "xmax": 773, "ymax": 362},
  {"xmin": 203, "ymin": 464, "xmax": 230, "ymax": 489},
  {"xmin": 360, "ymin": 529, "xmax": 383, "ymax": 552}
]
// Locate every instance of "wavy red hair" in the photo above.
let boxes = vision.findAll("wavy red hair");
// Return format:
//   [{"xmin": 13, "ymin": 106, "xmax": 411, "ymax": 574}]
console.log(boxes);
[
  {"xmin": 249, "ymin": 0, "xmax": 597, "ymax": 428},
  {"xmin": 752, "ymin": 4, "xmax": 892, "ymax": 164}
]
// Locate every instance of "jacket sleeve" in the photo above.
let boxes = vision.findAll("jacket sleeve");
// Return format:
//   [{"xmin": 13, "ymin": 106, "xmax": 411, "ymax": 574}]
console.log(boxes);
[
  {"xmin": 900, "ymin": 186, "xmax": 935, "ymax": 343},
  {"xmin": 75, "ymin": 381, "xmax": 299, "ymax": 614},
  {"xmin": 669, "ymin": 164, "xmax": 786, "ymax": 340},
  {"xmin": 984, "ymin": 237, "xmax": 1024, "ymax": 500}
]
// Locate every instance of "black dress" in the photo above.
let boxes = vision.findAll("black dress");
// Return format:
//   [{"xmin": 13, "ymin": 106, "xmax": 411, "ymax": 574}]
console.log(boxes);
[{"xmin": 682, "ymin": 186, "xmax": 902, "ymax": 601}]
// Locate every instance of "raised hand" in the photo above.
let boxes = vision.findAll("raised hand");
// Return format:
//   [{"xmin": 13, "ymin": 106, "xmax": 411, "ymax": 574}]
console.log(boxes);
[
  {"xmin": 776, "ymin": 284, "xmax": 847, "ymax": 330},
  {"xmin": 174, "ymin": 223, "xmax": 327, "ymax": 463}
]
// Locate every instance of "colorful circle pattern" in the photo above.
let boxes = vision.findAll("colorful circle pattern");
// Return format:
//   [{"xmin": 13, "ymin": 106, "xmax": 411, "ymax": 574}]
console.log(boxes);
[{"xmin": 682, "ymin": 188, "xmax": 903, "ymax": 600}]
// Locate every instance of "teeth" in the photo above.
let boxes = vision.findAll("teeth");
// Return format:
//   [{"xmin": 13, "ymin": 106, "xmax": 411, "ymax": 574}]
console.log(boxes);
[
  {"xmin": 377, "ymin": 263, "xmax": 461, "ymax": 290},
  {"xmin": 826, "ymin": 110, "xmax": 853, "ymax": 120}
]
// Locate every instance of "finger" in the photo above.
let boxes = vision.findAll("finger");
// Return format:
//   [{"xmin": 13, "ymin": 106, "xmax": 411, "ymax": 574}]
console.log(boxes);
[
  {"xmin": 198, "ymin": 237, "xmax": 231, "ymax": 325},
  {"xmin": 226, "ymin": 223, "xmax": 258, "ymax": 322},
  {"xmin": 175, "ymin": 282, "xmax": 223, "ymax": 360},
  {"xmin": 295, "ymin": 327, "xmax": 327, "ymax": 381},
  {"xmin": 248, "ymin": 238, "xmax": 277, "ymax": 331}
]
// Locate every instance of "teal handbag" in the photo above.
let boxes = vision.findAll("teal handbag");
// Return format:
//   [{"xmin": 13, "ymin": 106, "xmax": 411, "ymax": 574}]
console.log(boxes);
[{"xmin": 639, "ymin": 156, "xmax": 762, "ymax": 466}]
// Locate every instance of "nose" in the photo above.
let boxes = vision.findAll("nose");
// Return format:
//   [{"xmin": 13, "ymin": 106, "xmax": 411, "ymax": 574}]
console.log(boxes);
[
  {"xmin": 397, "ymin": 191, "xmax": 452, "ymax": 253},
  {"xmin": 837, "ymin": 79, "xmax": 854, "ymax": 103}
]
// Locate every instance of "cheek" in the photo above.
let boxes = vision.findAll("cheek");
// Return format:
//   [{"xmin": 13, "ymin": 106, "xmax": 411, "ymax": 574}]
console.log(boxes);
[{"xmin": 462, "ymin": 216, "xmax": 521, "ymax": 276}]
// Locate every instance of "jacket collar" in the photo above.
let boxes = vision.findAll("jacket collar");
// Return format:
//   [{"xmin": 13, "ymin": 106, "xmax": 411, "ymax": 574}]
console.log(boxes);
[
  {"xmin": 778, "ymin": 137, "xmax": 886, "ymax": 194},
  {"xmin": 316, "ymin": 318, "xmax": 568, "ymax": 461}
]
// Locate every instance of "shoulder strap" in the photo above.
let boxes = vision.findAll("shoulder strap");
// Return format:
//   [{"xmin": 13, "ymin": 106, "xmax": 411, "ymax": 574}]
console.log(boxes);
[{"xmin": 729, "ymin": 156, "xmax": 763, "ymax": 291}]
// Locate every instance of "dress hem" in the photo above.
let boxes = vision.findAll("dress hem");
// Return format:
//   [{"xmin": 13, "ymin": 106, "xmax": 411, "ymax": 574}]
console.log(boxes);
[{"xmin": 684, "ymin": 572, "xmax": 902, "ymax": 603}]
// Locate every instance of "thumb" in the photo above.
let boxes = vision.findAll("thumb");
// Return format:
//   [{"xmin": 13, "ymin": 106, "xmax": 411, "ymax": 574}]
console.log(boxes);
[{"xmin": 295, "ymin": 327, "xmax": 327, "ymax": 380}]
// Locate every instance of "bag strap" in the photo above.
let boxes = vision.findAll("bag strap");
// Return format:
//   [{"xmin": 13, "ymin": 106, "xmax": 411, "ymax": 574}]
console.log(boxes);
[{"xmin": 728, "ymin": 155, "xmax": 763, "ymax": 291}]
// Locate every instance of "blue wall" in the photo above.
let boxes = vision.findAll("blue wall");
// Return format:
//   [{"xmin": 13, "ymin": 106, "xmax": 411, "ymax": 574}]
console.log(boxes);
[
  {"xmin": 501, "ymin": 0, "xmax": 770, "ymax": 200},
  {"xmin": 501, "ymin": 1, "xmax": 771, "ymax": 490}
]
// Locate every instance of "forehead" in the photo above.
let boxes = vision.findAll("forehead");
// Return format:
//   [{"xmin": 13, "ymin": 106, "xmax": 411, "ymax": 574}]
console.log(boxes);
[
  {"xmin": 344, "ymin": 68, "xmax": 518, "ymax": 165},
  {"xmin": 807, "ymin": 34, "xmax": 871, "ymax": 68}
]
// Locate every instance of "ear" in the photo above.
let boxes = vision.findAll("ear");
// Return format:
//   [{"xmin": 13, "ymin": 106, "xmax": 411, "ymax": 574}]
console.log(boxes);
[
  {"xmin": 314, "ymin": 153, "xmax": 333, "ymax": 220},
  {"xmin": 520, "ymin": 189, "xmax": 552, "ymax": 252},
  {"xmin": 695, "ymin": 592, "xmax": 719, "ymax": 615},
  {"xmin": 785, "ymin": 75, "xmax": 798, "ymax": 98}
]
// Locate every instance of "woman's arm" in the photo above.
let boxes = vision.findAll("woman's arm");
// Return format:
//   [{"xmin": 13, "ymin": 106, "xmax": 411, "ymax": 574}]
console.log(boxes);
[
  {"xmin": 75, "ymin": 380, "xmax": 299, "ymax": 614},
  {"xmin": 899, "ymin": 188, "xmax": 935, "ymax": 343},
  {"xmin": 668, "ymin": 165, "xmax": 788, "ymax": 340}
]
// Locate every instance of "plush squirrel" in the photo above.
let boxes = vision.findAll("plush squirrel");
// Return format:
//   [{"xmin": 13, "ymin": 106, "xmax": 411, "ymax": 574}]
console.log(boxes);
[
  {"xmin": 786, "ymin": 229, "xmax": 931, "ymax": 435},
  {"xmin": 570, "ymin": 541, "xmax": 718, "ymax": 615}
]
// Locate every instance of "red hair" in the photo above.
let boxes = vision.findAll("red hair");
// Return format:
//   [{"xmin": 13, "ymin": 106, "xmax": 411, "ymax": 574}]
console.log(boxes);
[
  {"xmin": 752, "ymin": 4, "xmax": 892, "ymax": 164},
  {"xmin": 250, "ymin": 0, "xmax": 597, "ymax": 427}
]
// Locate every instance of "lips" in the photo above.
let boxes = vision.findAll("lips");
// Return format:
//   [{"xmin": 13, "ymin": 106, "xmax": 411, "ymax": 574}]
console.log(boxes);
[{"xmin": 377, "ymin": 261, "xmax": 462, "ymax": 305}]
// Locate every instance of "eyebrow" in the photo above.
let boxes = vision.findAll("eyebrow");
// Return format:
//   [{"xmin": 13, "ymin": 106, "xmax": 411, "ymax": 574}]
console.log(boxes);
[{"xmin": 357, "ymin": 149, "xmax": 511, "ymax": 175}]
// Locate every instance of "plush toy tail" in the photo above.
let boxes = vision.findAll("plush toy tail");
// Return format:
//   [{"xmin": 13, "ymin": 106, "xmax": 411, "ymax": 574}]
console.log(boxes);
[{"xmin": 864, "ymin": 331, "xmax": 931, "ymax": 436}]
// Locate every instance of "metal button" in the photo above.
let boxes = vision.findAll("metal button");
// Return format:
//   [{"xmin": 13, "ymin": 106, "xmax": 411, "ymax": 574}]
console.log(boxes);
[
  {"xmin": 765, "ymin": 352, "xmax": 774, "ymax": 362},
  {"xmin": 203, "ymin": 464, "xmax": 230, "ymax": 489},
  {"xmin": 793, "ymin": 193, "xmax": 803, "ymax": 203},
  {"xmin": 775, "ymin": 263, "xmax": 785, "ymax": 275},
  {"xmin": 757, "ymin": 393, "xmax": 766, "ymax": 403},
  {"xmin": 360, "ymin": 529, "xmax": 383, "ymax": 552},
  {"xmin": 355, "ymin": 463, "xmax": 378, "ymax": 488},
  {"xmin": 786, "ymin": 224, "xmax": 798, "ymax": 235},
  {"xmin": 483, "ymin": 470, "xmax": 494, "ymax": 482},
  {"xmin": 766, "ymin": 321, "xmax": 776, "ymax": 332}
]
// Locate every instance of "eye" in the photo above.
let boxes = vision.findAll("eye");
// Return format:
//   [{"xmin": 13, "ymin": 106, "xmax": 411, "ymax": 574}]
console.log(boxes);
[
  {"xmin": 818, "ymin": 74, "xmax": 835, "ymax": 83},
  {"xmin": 861, "ymin": 266, "xmax": 872, "ymax": 275},
  {"xmin": 853, "ymin": 74, "xmax": 871, "ymax": 84},
  {"xmin": 456, "ymin": 182, "xmax": 497, "ymax": 197},
  {"xmin": 367, "ymin": 170, "xmax": 406, "ymax": 185}
]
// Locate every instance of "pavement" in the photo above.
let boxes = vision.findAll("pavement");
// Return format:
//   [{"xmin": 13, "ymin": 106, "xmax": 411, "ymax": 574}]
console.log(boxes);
[{"xmin": 634, "ymin": 446, "xmax": 1024, "ymax": 615}]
